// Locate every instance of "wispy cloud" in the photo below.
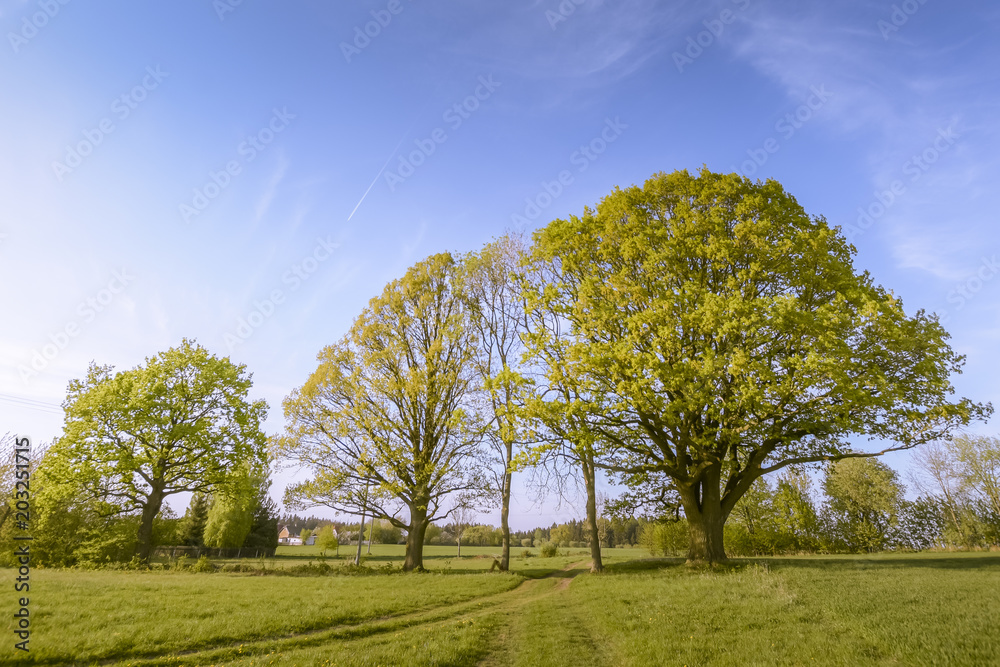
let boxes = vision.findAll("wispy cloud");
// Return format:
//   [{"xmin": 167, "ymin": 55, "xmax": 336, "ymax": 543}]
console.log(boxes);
[
  {"xmin": 727, "ymin": 3, "xmax": 1000, "ymax": 281},
  {"xmin": 252, "ymin": 153, "xmax": 290, "ymax": 226}
]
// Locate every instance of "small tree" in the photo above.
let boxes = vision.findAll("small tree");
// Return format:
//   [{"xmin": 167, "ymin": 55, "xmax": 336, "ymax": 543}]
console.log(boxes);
[
  {"xmin": 596, "ymin": 492, "xmax": 610, "ymax": 547},
  {"xmin": 204, "ymin": 465, "xmax": 265, "ymax": 548},
  {"xmin": 424, "ymin": 523, "xmax": 443, "ymax": 544},
  {"xmin": 315, "ymin": 525, "xmax": 339, "ymax": 555},
  {"xmin": 727, "ymin": 477, "xmax": 780, "ymax": 556},
  {"xmin": 895, "ymin": 497, "xmax": 946, "ymax": 550},
  {"xmin": 772, "ymin": 469, "xmax": 821, "ymax": 552},
  {"xmin": 364, "ymin": 519, "xmax": 402, "ymax": 545},
  {"xmin": 243, "ymin": 477, "xmax": 280, "ymax": 549},
  {"xmin": 452, "ymin": 504, "xmax": 475, "ymax": 557},
  {"xmin": 823, "ymin": 457, "xmax": 904, "ymax": 553},
  {"xmin": 0, "ymin": 434, "xmax": 20, "ymax": 533},
  {"xmin": 300, "ymin": 528, "xmax": 313, "ymax": 546},
  {"xmin": 550, "ymin": 523, "xmax": 572, "ymax": 547},
  {"xmin": 179, "ymin": 493, "xmax": 211, "ymax": 547},
  {"xmin": 911, "ymin": 435, "xmax": 1000, "ymax": 548},
  {"xmin": 951, "ymin": 434, "xmax": 1000, "ymax": 545}
]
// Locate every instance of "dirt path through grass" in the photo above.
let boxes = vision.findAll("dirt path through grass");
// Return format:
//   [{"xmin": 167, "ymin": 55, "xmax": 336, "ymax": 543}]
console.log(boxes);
[
  {"xmin": 103, "ymin": 562, "xmax": 593, "ymax": 667},
  {"xmin": 477, "ymin": 561, "xmax": 597, "ymax": 667}
]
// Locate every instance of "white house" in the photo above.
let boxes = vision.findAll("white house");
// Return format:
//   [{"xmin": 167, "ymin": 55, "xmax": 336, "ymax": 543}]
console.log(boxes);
[{"xmin": 277, "ymin": 525, "xmax": 302, "ymax": 545}]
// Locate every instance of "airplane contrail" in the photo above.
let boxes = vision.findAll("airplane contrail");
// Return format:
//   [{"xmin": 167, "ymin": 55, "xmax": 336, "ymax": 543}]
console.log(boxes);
[{"xmin": 346, "ymin": 129, "xmax": 413, "ymax": 222}]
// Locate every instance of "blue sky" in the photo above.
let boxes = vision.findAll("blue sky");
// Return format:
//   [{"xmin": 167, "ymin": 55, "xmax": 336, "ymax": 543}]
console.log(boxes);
[{"xmin": 2, "ymin": 0, "xmax": 997, "ymax": 529}]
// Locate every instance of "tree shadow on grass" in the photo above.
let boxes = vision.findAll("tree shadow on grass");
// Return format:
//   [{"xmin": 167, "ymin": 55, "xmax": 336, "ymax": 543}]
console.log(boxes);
[
  {"xmin": 746, "ymin": 553, "xmax": 1000, "ymax": 571},
  {"xmin": 590, "ymin": 553, "xmax": 1000, "ymax": 577},
  {"xmin": 602, "ymin": 558, "xmax": 686, "ymax": 575},
  {"xmin": 273, "ymin": 552, "xmax": 399, "ymax": 565}
]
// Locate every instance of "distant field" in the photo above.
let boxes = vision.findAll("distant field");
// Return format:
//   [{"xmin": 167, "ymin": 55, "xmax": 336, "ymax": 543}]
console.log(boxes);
[{"xmin": 3, "ymin": 550, "xmax": 998, "ymax": 666}]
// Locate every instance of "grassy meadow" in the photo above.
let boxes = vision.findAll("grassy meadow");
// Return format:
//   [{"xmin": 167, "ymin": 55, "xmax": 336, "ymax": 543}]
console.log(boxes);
[{"xmin": 3, "ymin": 548, "xmax": 999, "ymax": 666}]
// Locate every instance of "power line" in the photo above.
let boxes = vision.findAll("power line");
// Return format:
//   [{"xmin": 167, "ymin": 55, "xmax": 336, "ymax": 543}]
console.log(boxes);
[
  {"xmin": 0, "ymin": 392, "xmax": 60, "ymax": 407},
  {"xmin": 0, "ymin": 392, "xmax": 63, "ymax": 415}
]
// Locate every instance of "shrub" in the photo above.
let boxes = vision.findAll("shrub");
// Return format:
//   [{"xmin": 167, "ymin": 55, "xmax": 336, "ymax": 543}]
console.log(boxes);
[
  {"xmin": 640, "ymin": 520, "xmax": 690, "ymax": 557},
  {"xmin": 220, "ymin": 562, "xmax": 261, "ymax": 573},
  {"xmin": 520, "ymin": 549, "xmax": 533, "ymax": 558},
  {"xmin": 72, "ymin": 555, "xmax": 150, "ymax": 571},
  {"xmin": 192, "ymin": 555, "xmax": 215, "ymax": 573},
  {"xmin": 520, "ymin": 538, "xmax": 533, "ymax": 548},
  {"xmin": 284, "ymin": 560, "xmax": 332, "ymax": 576},
  {"xmin": 540, "ymin": 542, "xmax": 558, "ymax": 558},
  {"xmin": 174, "ymin": 554, "xmax": 192, "ymax": 570}
]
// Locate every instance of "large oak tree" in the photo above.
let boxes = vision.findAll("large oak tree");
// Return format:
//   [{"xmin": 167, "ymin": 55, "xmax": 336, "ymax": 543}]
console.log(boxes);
[
  {"xmin": 277, "ymin": 253, "xmax": 488, "ymax": 571},
  {"xmin": 48, "ymin": 339, "xmax": 269, "ymax": 561},
  {"xmin": 526, "ymin": 168, "xmax": 990, "ymax": 563}
]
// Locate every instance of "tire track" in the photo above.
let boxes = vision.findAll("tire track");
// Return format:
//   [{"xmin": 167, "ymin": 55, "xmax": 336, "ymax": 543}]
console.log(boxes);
[{"xmin": 98, "ymin": 565, "xmax": 589, "ymax": 667}]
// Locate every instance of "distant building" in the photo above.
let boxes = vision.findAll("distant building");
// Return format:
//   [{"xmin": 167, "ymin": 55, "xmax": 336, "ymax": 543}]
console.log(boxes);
[
  {"xmin": 305, "ymin": 526, "xmax": 338, "ymax": 546},
  {"xmin": 279, "ymin": 524, "xmax": 338, "ymax": 546}
]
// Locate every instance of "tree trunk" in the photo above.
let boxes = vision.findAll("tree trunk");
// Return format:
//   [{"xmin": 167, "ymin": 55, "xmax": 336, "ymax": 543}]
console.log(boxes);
[
  {"xmin": 354, "ymin": 507, "xmax": 366, "ymax": 566},
  {"xmin": 367, "ymin": 515, "xmax": 374, "ymax": 554},
  {"xmin": 403, "ymin": 507, "xmax": 428, "ymax": 571},
  {"xmin": 499, "ymin": 443, "xmax": 513, "ymax": 571},
  {"xmin": 355, "ymin": 482, "xmax": 369, "ymax": 565},
  {"xmin": 457, "ymin": 531, "xmax": 462, "ymax": 558},
  {"xmin": 582, "ymin": 453, "xmax": 603, "ymax": 572},
  {"xmin": 136, "ymin": 485, "xmax": 166, "ymax": 563},
  {"xmin": 679, "ymin": 465, "xmax": 728, "ymax": 565}
]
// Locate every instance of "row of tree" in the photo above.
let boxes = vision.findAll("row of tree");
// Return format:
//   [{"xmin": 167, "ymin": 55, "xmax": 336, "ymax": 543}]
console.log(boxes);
[
  {"xmin": 688, "ymin": 448, "xmax": 999, "ymax": 556},
  {"xmin": 430, "ymin": 438, "xmax": 1000, "ymax": 556},
  {"xmin": 4, "ymin": 169, "xmax": 992, "ymax": 570},
  {"xmin": 274, "ymin": 169, "xmax": 989, "ymax": 570}
]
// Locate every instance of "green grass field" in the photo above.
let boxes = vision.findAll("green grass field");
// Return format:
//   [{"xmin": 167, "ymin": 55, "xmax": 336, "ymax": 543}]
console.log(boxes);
[
  {"xmin": 4, "ymin": 549, "xmax": 999, "ymax": 666},
  {"xmin": 262, "ymin": 544, "xmax": 618, "ymax": 577}
]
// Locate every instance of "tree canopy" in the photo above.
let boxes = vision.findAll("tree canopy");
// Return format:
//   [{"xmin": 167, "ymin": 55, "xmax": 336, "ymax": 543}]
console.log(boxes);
[
  {"xmin": 45, "ymin": 339, "xmax": 269, "ymax": 560},
  {"xmin": 524, "ymin": 168, "xmax": 990, "ymax": 563},
  {"xmin": 823, "ymin": 457, "xmax": 904, "ymax": 552},
  {"xmin": 276, "ymin": 253, "xmax": 488, "ymax": 570}
]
